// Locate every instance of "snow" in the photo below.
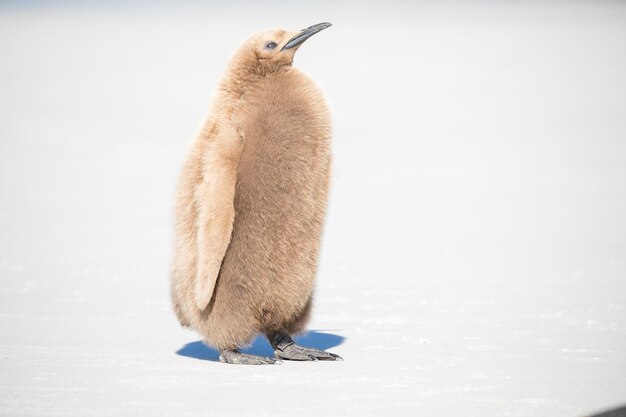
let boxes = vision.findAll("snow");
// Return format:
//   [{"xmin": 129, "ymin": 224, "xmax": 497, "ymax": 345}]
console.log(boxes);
[{"xmin": 1, "ymin": 1, "xmax": 625, "ymax": 416}]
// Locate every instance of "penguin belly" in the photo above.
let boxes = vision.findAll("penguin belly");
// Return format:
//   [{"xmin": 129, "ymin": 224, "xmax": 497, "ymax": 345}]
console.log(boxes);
[{"xmin": 204, "ymin": 77, "xmax": 331, "ymax": 349}]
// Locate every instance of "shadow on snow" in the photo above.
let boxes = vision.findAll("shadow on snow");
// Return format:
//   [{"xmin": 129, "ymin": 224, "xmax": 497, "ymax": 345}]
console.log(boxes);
[
  {"xmin": 586, "ymin": 405, "xmax": 626, "ymax": 417},
  {"xmin": 176, "ymin": 330, "xmax": 345, "ymax": 362}
]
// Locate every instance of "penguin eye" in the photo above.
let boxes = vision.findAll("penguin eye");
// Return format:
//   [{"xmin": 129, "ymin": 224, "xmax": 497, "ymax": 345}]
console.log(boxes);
[{"xmin": 265, "ymin": 41, "xmax": 278, "ymax": 50}]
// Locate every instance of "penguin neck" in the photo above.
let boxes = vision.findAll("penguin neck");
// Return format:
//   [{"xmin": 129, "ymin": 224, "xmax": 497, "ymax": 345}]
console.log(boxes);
[{"xmin": 218, "ymin": 57, "xmax": 289, "ymax": 101}]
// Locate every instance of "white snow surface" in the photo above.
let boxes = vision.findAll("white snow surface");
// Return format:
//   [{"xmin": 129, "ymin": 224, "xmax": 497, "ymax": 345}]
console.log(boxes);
[{"xmin": 1, "ymin": 2, "xmax": 625, "ymax": 416}]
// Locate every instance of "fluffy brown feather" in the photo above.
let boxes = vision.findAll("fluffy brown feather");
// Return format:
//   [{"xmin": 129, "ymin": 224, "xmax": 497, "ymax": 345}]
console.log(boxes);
[{"xmin": 170, "ymin": 28, "xmax": 331, "ymax": 350}]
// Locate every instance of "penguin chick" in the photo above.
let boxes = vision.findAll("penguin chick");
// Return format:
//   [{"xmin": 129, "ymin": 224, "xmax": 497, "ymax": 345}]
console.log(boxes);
[{"xmin": 171, "ymin": 23, "xmax": 341, "ymax": 364}]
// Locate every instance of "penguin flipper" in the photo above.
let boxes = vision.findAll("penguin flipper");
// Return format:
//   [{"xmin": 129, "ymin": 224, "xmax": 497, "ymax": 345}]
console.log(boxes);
[{"xmin": 193, "ymin": 139, "xmax": 240, "ymax": 311}]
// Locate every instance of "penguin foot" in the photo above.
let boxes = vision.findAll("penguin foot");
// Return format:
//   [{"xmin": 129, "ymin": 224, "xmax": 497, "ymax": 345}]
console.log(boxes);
[
  {"xmin": 269, "ymin": 332, "xmax": 343, "ymax": 361},
  {"xmin": 219, "ymin": 349, "xmax": 281, "ymax": 365}
]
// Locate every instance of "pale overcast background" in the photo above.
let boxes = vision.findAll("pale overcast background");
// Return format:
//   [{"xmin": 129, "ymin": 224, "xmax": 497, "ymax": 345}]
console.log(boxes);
[{"xmin": 1, "ymin": 1, "xmax": 625, "ymax": 416}]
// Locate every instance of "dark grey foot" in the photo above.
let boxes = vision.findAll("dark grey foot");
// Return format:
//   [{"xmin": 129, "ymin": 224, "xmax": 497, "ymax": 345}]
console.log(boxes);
[
  {"xmin": 269, "ymin": 332, "xmax": 343, "ymax": 361},
  {"xmin": 219, "ymin": 349, "xmax": 280, "ymax": 365}
]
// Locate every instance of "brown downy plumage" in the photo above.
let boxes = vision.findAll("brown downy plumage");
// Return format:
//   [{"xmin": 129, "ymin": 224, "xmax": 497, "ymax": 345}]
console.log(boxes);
[{"xmin": 171, "ymin": 23, "xmax": 340, "ymax": 364}]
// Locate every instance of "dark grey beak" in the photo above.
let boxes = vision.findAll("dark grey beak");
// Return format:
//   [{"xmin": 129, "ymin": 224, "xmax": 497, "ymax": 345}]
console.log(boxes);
[{"xmin": 281, "ymin": 22, "xmax": 332, "ymax": 51}]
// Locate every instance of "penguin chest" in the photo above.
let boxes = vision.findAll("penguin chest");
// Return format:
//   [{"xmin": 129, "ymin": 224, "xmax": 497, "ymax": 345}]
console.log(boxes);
[
  {"xmin": 237, "ymin": 91, "xmax": 330, "ymax": 224},
  {"xmin": 223, "ymin": 98, "xmax": 330, "ymax": 300}
]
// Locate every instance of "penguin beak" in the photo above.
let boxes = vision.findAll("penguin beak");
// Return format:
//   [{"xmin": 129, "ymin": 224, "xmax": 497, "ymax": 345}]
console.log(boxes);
[{"xmin": 281, "ymin": 22, "xmax": 332, "ymax": 51}]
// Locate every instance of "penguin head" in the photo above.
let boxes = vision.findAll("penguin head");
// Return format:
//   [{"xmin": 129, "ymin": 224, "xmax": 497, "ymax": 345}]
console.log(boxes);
[{"xmin": 234, "ymin": 23, "xmax": 332, "ymax": 74}]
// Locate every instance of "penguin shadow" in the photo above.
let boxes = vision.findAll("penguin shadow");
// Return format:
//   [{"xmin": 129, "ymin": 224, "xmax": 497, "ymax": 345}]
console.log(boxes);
[{"xmin": 176, "ymin": 330, "xmax": 345, "ymax": 362}]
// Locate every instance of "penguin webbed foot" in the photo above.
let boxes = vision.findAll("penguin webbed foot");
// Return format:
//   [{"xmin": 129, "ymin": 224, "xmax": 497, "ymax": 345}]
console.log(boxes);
[
  {"xmin": 219, "ymin": 349, "xmax": 281, "ymax": 365},
  {"xmin": 269, "ymin": 332, "xmax": 343, "ymax": 361}
]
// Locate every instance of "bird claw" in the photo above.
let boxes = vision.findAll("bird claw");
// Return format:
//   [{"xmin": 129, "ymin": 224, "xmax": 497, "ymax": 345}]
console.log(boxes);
[
  {"xmin": 275, "ymin": 344, "xmax": 343, "ymax": 361},
  {"xmin": 269, "ymin": 332, "xmax": 343, "ymax": 361},
  {"xmin": 219, "ymin": 349, "xmax": 282, "ymax": 365}
]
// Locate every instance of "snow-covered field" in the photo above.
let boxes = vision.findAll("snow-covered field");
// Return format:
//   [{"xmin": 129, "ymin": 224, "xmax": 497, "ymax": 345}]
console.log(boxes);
[{"xmin": 1, "ymin": 1, "xmax": 625, "ymax": 416}]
